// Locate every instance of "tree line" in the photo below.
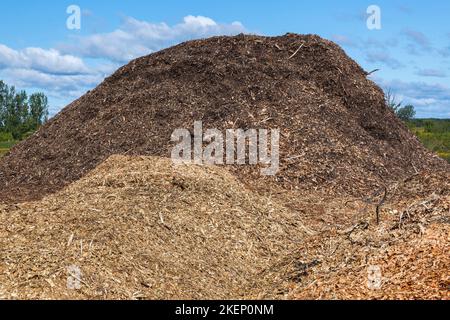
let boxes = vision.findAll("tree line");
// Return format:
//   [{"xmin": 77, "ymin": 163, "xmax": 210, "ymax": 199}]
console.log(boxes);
[{"xmin": 0, "ymin": 80, "xmax": 49, "ymax": 141}]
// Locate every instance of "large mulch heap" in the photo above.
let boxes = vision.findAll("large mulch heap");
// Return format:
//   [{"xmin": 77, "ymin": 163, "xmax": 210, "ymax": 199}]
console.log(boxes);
[
  {"xmin": 0, "ymin": 34, "xmax": 448, "ymax": 300},
  {"xmin": 0, "ymin": 33, "xmax": 446, "ymax": 203},
  {"xmin": 0, "ymin": 156, "xmax": 309, "ymax": 299},
  {"xmin": 0, "ymin": 156, "xmax": 447, "ymax": 300}
]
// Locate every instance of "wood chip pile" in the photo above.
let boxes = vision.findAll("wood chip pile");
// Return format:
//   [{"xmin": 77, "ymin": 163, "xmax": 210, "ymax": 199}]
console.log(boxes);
[
  {"xmin": 0, "ymin": 34, "xmax": 448, "ymax": 300},
  {"xmin": 0, "ymin": 156, "xmax": 308, "ymax": 299},
  {"xmin": 251, "ymin": 171, "xmax": 449, "ymax": 300}
]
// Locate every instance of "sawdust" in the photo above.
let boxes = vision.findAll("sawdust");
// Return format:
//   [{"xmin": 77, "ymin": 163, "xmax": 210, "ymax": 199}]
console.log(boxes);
[
  {"xmin": 0, "ymin": 156, "xmax": 447, "ymax": 300},
  {"xmin": 0, "ymin": 156, "xmax": 308, "ymax": 300}
]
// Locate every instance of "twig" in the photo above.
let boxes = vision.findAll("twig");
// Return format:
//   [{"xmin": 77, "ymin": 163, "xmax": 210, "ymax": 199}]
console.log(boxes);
[
  {"xmin": 288, "ymin": 43, "xmax": 304, "ymax": 59},
  {"xmin": 338, "ymin": 221, "xmax": 368, "ymax": 235},
  {"xmin": 411, "ymin": 162, "xmax": 419, "ymax": 174},
  {"xmin": 286, "ymin": 155, "xmax": 303, "ymax": 161},
  {"xmin": 376, "ymin": 186, "xmax": 388, "ymax": 225},
  {"xmin": 159, "ymin": 212, "xmax": 165, "ymax": 225},
  {"xmin": 367, "ymin": 69, "xmax": 380, "ymax": 76},
  {"xmin": 67, "ymin": 233, "xmax": 74, "ymax": 247},
  {"xmin": 159, "ymin": 212, "xmax": 172, "ymax": 230}
]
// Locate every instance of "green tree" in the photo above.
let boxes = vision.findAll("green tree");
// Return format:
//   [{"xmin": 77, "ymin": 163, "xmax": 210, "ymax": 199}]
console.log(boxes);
[
  {"xmin": 0, "ymin": 80, "xmax": 49, "ymax": 141},
  {"xmin": 385, "ymin": 89, "xmax": 416, "ymax": 122},
  {"xmin": 28, "ymin": 93, "xmax": 49, "ymax": 130},
  {"xmin": 5, "ymin": 90, "xmax": 28, "ymax": 139},
  {"xmin": 396, "ymin": 105, "xmax": 416, "ymax": 121},
  {"xmin": 0, "ymin": 81, "xmax": 7, "ymax": 129},
  {"xmin": 0, "ymin": 81, "xmax": 15, "ymax": 130}
]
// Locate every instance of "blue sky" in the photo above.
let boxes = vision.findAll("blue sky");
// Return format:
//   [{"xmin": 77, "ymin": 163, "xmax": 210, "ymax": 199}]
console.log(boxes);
[{"xmin": 1, "ymin": 0, "xmax": 449, "ymax": 118}]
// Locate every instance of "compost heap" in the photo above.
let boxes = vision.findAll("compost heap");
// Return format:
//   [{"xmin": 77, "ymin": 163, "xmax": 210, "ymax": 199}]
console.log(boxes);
[
  {"xmin": 0, "ymin": 33, "xmax": 446, "ymax": 203},
  {"xmin": 0, "ymin": 34, "xmax": 448, "ymax": 300}
]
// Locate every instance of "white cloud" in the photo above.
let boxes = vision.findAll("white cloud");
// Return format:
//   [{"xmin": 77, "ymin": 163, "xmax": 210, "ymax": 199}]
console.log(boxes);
[
  {"xmin": 0, "ymin": 45, "xmax": 88, "ymax": 75},
  {"xmin": 402, "ymin": 29, "xmax": 431, "ymax": 49},
  {"xmin": 60, "ymin": 15, "xmax": 247, "ymax": 62},
  {"xmin": 375, "ymin": 78, "xmax": 450, "ymax": 118},
  {"xmin": 366, "ymin": 51, "xmax": 404, "ymax": 69},
  {"xmin": 415, "ymin": 68, "xmax": 447, "ymax": 78},
  {"xmin": 183, "ymin": 15, "xmax": 217, "ymax": 28},
  {"xmin": 1, "ymin": 68, "xmax": 101, "ymax": 90},
  {"xmin": 0, "ymin": 15, "xmax": 247, "ymax": 116}
]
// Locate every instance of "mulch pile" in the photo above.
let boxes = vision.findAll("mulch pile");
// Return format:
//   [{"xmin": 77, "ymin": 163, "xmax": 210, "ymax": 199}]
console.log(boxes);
[
  {"xmin": 0, "ymin": 156, "xmax": 447, "ymax": 300},
  {"xmin": 0, "ymin": 34, "xmax": 448, "ymax": 300},
  {"xmin": 0, "ymin": 156, "xmax": 309, "ymax": 299},
  {"xmin": 251, "ymin": 170, "xmax": 449, "ymax": 300},
  {"xmin": 0, "ymin": 33, "xmax": 446, "ymax": 203}
]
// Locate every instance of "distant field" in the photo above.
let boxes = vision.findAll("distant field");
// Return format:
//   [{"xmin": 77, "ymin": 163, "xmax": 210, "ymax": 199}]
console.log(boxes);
[{"xmin": 407, "ymin": 119, "xmax": 450, "ymax": 163}]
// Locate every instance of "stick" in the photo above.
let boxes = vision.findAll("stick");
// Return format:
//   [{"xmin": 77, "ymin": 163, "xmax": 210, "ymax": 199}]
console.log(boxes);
[
  {"xmin": 288, "ymin": 43, "xmax": 304, "ymax": 59},
  {"xmin": 376, "ymin": 186, "xmax": 387, "ymax": 225},
  {"xmin": 159, "ymin": 212, "xmax": 172, "ymax": 230},
  {"xmin": 67, "ymin": 233, "xmax": 74, "ymax": 247}
]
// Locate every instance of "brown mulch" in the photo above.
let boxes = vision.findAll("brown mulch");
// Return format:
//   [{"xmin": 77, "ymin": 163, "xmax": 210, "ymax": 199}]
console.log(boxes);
[
  {"xmin": 250, "ymin": 171, "xmax": 450, "ymax": 300},
  {"xmin": 0, "ymin": 33, "xmax": 446, "ymax": 203}
]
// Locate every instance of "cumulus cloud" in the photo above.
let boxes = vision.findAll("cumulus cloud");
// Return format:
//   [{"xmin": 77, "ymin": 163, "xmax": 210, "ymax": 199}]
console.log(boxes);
[
  {"xmin": 59, "ymin": 15, "xmax": 247, "ymax": 62},
  {"xmin": 366, "ymin": 51, "xmax": 404, "ymax": 69},
  {"xmin": 1, "ymin": 68, "xmax": 102, "ymax": 90},
  {"xmin": 402, "ymin": 29, "xmax": 433, "ymax": 55},
  {"xmin": 403, "ymin": 29, "xmax": 431, "ymax": 49},
  {"xmin": 376, "ymin": 78, "xmax": 450, "ymax": 118},
  {"xmin": 0, "ymin": 45, "xmax": 89, "ymax": 75},
  {"xmin": 0, "ymin": 67, "xmax": 104, "ymax": 104},
  {"xmin": 331, "ymin": 35, "xmax": 401, "ymax": 57},
  {"xmin": 415, "ymin": 68, "xmax": 447, "ymax": 78}
]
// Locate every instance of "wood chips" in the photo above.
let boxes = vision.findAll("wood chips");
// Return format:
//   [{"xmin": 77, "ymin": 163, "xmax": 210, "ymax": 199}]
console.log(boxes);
[
  {"xmin": 0, "ymin": 34, "xmax": 448, "ymax": 300},
  {"xmin": 0, "ymin": 156, "xmax": 309, "ymax": 299}
]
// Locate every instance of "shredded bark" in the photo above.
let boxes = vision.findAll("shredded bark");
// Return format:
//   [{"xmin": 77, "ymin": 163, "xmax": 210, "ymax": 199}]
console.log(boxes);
[{"xmin": 0, "ymin": 33, "xmax": 446, "ymax": 203}]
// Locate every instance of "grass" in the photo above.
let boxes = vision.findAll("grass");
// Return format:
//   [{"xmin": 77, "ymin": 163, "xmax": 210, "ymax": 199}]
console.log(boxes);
[
  {"xmin": 407, "ymin": 119, "xmax": 450, "ymax": 163},
  {"xmin": 0, "ymin": 141, "xmax": 16, "ymax": 158}
]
